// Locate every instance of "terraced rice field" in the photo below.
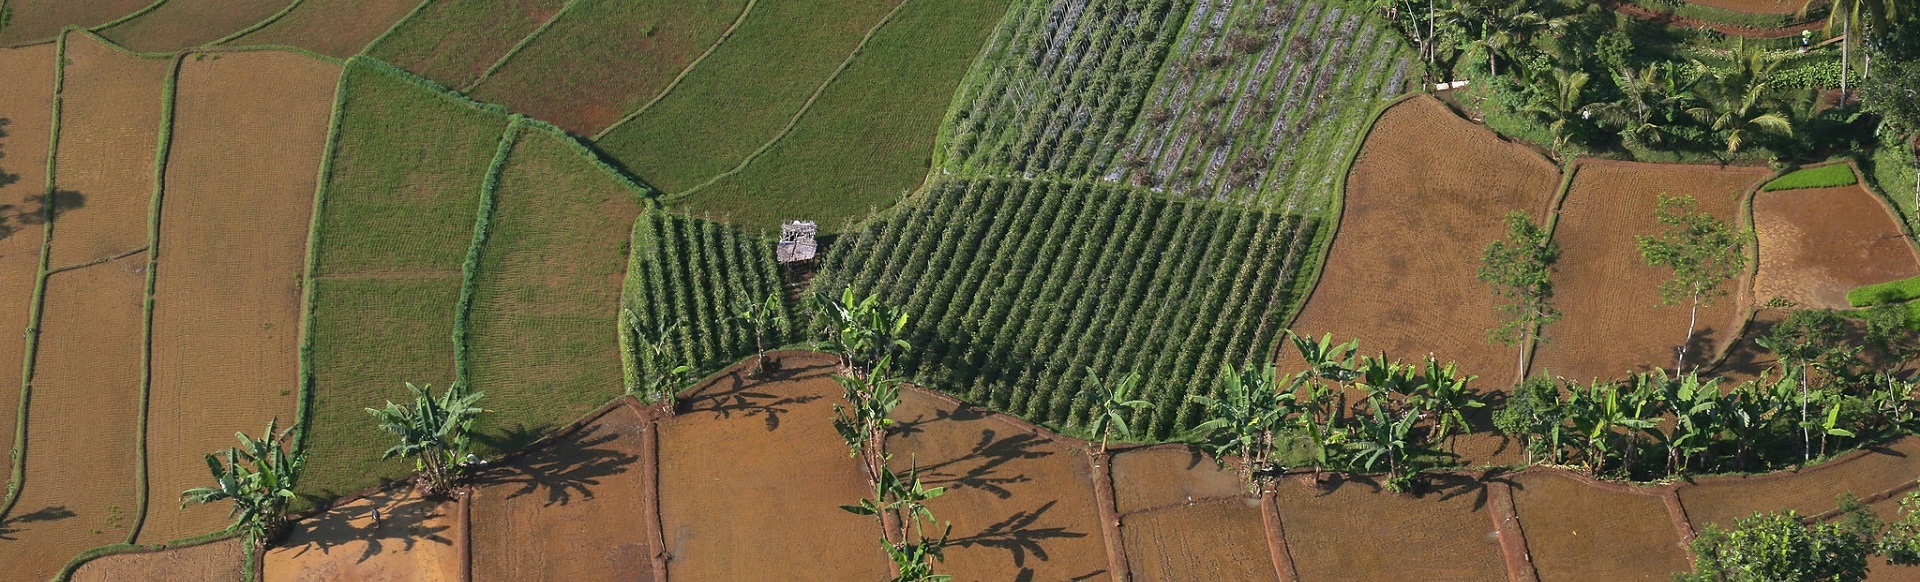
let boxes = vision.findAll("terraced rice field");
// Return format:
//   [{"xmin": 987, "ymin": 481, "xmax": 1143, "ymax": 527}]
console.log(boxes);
[
  {"xmin": 71, "ymin": 538, "xmax": 244, "ymax": 582},
  {"xmin": 0, "ymin": 42, "xmax": 57, "ymax": 502},
  {"xmin": 365, "ymin": 0, "xmax": 570, "ymax": 89},
  {"xmin": 140, "ymin": 49, "xmax": 337, "ymax": 544},
  {"xmin": 223, "ymin": 0, "xmax": 428, "ymax": 59},
  {"xmin": 0, "ymin": 0, "xmax": 155, "ymax": 46},
  {"xmin": 96, "ymin": 0, "xmax": 298, "ymax": 53},
  {"xmin": 45, "ymin": 32, "xmax": 170, "ymax": 268},
  {"xmin": 1751, "ymin": 179, "xmax": 1920, "ymax": 309}
]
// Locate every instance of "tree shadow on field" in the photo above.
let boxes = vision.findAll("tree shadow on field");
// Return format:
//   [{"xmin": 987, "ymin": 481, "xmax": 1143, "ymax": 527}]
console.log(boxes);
[
  {"xmin": 679, "ymin": 359, "xmax": 831, "ymax": 432},
  {"xmin": 895, "ymin": 404, "xmax": 1053, "ymax": 499},
  {"xmin": 276, "ymin": 492, "xmax": 454, "ymax": 564},
  {"xmin": 472, "ymin": 422, "xmax": 557, "ymax": 454},
  {"xmin": 0, "ymin": 505, "xmax": 77, "ymax": 540},
  {"xmin": 476, "ymin": 423, "xmax": 639, "ymax": 507},
  {"xmin": 1316, "ymin": 471, "xmax": 1492, "ymax": 511},
  {"xmin": 0, "ymin": 119, "xmax": 90, "ymax": 244},
  {"xmin": 944, "ymin": 500, "xmax": 1098, "ymax": 580}
]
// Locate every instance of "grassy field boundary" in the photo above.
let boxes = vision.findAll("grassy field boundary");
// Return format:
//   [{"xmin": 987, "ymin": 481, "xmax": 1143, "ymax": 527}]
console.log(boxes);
[
  {"xmin": 67, "ymin": 26, "xmax": 173, "ymax": 58},
  {"xmin": 186, "ymin": 43, "xmax": 346, "ymax": 66},
  {"xmin": 1279, "ymin": 91, "xmax": 1422, "ymax": 332},
  {"xmin": 123, "ymin": 50, "xmax": 187, "ymax": 546},
  {"xmin": 357, "ymin": 0, "xmax": 433, "ymax": 57},
  {"xmin": 520, "ymin": 118, "xmax": 652, "ymax": 198},
  {"xmin": 347, "ymin": 55, "xmax": 509, "ymax": 116},
  {"xmin": 207, "ymin": 0, "xmax": 308, "ymax": 46},
  {"xmin": 452, "ymin": 119, "xmax": 527, "ymax": 388},
  {"xmin": 51, "ymin": 529, "xmax": 241, "ymax": 582},
  {"xmin": 670, "ymin": 0, "xmax": 916, "ymax": 200},
  {"xmin": 0, "ymin": 29, "xmax": 64, "ymax": 524},
  {"xmin": 459, "ymin": 0, "xmax": 580, "ymax": 92},
  {"xmin": 1517, "ymin": 158, "xmax": 1583, "ymax": 382},
  {"xmin": 288, "ymin": 61, "xmax": 352, "ymax": 494},
  {"xmin": 589, "ymin": 0, "xmax": 759, "ymax": 140}
]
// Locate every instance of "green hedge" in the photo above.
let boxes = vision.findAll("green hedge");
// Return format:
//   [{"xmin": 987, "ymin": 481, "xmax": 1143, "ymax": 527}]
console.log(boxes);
[
  {"xmin": 1761, "ymin": 163, "xmax": 1857, "ymax": 191},
  {"xmin": 1849, "ymin": 275, "xmax": 1920, "ymax": 308}
]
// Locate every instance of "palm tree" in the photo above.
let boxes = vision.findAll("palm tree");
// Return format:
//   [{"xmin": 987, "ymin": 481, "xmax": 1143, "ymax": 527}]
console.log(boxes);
[
  {"xmin": 1806, "ymin": 0, "xmax": 1904, "ymax": 101},
  {"xmin": 366, "ymin": 382, "xmax": 487, "ymax": 494},
  {"xmin": 1451, "ymin": 0, "xmax": 1562, "ymax": 77},
  {"xmin": 734, "ymin": 293, "xmax": 788, "ymax": 377},
  {"xmin": 1083, "ymin": 368, "xmax": 1150, "ymax": 455},
  {"xmin": 181, "ymin": 419, "xmax": 302, "ymax": 552},
  {"xmin": 1521, "ymin": 68, "xmax": 1591, "ymax": 149},
  {"xmin": 1189, "ymin": 363, "xmax": 1299, "ymax": 491},
  {"xmin": 1689, "ymin": 43, "xmax": 1794, "ymax": 153},
  {"xmin": 1591, "ymin": 65, "xmax": 1701, "ymax": 149}
]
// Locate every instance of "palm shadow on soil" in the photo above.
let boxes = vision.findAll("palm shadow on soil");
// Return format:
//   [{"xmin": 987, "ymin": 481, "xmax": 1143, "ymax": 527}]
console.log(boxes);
[
  {"xmin": 277, "ymin": 496, "xmax": 454, "ymax": 564},
  {"xmin": 678, "ymin": 358, "xmax": 835, "ymax": 432},
  {"xmin": 476, "ymin": 423, "xmax": 641, "ymax": 507},
  {"xmin": 893, "ymin": 405, "xmax": 1051, "ymax": 499},
  {"xmin": 0, "ymin": 505, "xmax": 77, "ymax": 540},
  {"xmin": 1311, "ymin": 471, "xmax": 1496, "ymax": 513},
  {"xmin": 943, "ymin": 499, "xmax": 1101, "ymax": 581}
]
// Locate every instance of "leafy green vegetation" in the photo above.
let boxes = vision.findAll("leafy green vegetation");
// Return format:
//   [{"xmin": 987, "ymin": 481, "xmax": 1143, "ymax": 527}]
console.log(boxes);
[
  {"xmin": 621, "ymin": 209, "xmax": 791, "ymax": 388},
  {"xmin": 1761, "ymin": 163, "xmax": 1860, "ymax": 191},
  {"xmin": 1851, "ymin": 275, "xmax": 1920, "ymax": 308},
  {"xmin": 365, "ymin": 0, "xmax": 569, "ymax": 89},
  {"xmin": 815, "ymin": 177, "xmax": 1318, "ymax": 440}
]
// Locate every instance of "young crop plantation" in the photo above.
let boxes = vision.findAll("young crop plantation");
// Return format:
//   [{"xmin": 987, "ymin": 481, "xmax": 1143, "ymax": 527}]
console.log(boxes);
[{"xmin": 3, "ymin": 0, "xmax": 1920, "ymax": 580}]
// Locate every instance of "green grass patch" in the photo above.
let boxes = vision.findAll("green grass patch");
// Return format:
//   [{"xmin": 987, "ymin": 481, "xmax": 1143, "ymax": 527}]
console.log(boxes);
[
  {"xmin": 1864, "ymin": 142, "xmax": 1917, "ymax": 231},
  {"xmin": 1849, "ymin": 275, "xmax": 1920, "ymax": 308},
  {"xmin": 466, "ymin": 0, "xmax": 745, "ymax": 134},
  {"xmin": 365, "ymin": 0, "xmax": 568, "ymax": 89},
  {"xmin": 464, "ymin": 126, "xmax": 643, "ymax": 453},
  {"xmin": 313, "ymin": 58, "xmax": 511, "ymax": 276},
  {"xmin": 622, "ymin": 210, "xmax": 790, "ymax": 382},
  {"xmin": 592, "ymin": 0, "xmax": 902, "ymax": 193},
  {"xmin": 1760, "ymin": 163, "xmax": 1858, "ymax": 191},
  {"xmin": 677, "ymin": 0, "xmax": 1013, "ymax": 233},
  {"xmin": 222, "ymin": 0, "xmax": 427, "ymax": 59}
]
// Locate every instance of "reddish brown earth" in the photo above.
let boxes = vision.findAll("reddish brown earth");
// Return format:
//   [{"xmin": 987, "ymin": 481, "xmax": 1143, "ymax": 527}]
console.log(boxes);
[
  {"xmin": 140, "ymin": 50, "xmax": 336, "ymax": 544},
  {"xmin": 47, "ymin": 32, "xmax": 171, "ymax": 268},
  {"xmin": 226, "ymin": 0, "xmax": 426, "ymax": 58},
  {"xmin": 266, "ymin": 488, "xmax": 460, "ymax": 582},
  {"xmin": 0, "ymin": 0, "xmax": 155, "ymax": 46},
  {"xmin": 887, "ymin": 389, "xmax": 1111, "ymax": 581},
  {"xmin": 371, "ymin": 0, "xmax": 569, "ymax": 89},
  {"xmin": 97, "ymin": 0, "xmax": 298, "ymax": 52},
  {"xmin": 1273, "ymin": 475, "xmax": 1508, "ymax": 580},
  {"xmin": 71, "ymin": 538, "xmax": 244, "ymax": 582},
  {"xmin": 0, "ymin": 42, "xmax": 55, "ymax": 506},
  {"xmin": 1287, "ymin": 95, "xmax": 1560, "ymax": 388},
  {"xmin": 655, "ymin": 354, "xmax": 888, "ymax": 580},
  {"xmin": 1678, "ymin": 437, "xmax": 1920, "ymax": 531},
  {"xmin": 1510, "ymin": 471, "xmax": 1690, "ymax": 581},
  {"xmin": 1123, "ymin": 497, "xmax": 1276, "ymax": 581},
  {"xmin": 470, "ymin": 407, "xmax": 652, "ymax": 581},
  {"xmin": 1110, "ymin": 445, "xmax": 1245, "ymax": 514},
  {"xmin": 1532, "ymin": 160, "xmax": 1771, "ymax": 382},
  {"xmin": 1752, "ymin": 180, "xmax": 1920, "ymax": 309}
]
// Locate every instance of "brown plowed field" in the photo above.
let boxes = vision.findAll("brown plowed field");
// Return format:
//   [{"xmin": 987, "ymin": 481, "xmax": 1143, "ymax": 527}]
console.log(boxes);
[
  {"xmin": 1287, "ymin": 95, "xmax": 1560, "ymax": 387},
  {"xmin": 47, "ymin": 32, "xmax": 170, "ymax": 268},
  {"xmin": 470, "ymin": 406, "xmax": 653, "ymax": 582},
  {"xmin": 1712, "ymin": 307, "xmax": 1785, "ymax": 382},
  {"xmin": 1510, "ymin": 471, "xmax": 1689, "ymax": 581},
  {"xmin": 0, "ymin": 42, "xmax": 56, "ymax": 503},
  {"xmin": 140, "ymin": 50, "xmax": 336, "ymax": 544},
  {"xmin": 657, "ymin": 353, "xmax": 887, "ymax": 579},
  {"xmin": 266, "ymin": 488, "xmax": 459, "ymax": 582},
  {"xmin": 0, "ymin": 256, "xmax": 147, "ymax": 582},
  {"xmin": 1110, "ymin": 445, "xmax": 1245, "ymax": 514},
  {"xmin": 887, "ymin": 390, "xmax": 1111, "ymax": 580},
  {"xmin": 1532, "ymin": 161, "xmax": 1771, "ymax": 382},
  {"xmin": 0, "ymin": 0, "xmax": 155, "ymax": 46},
  {"xmin": 1274, "ymin": 475, "xmax": 1508, "ymax": 580},
  {"xmin": 1678, "ymin": 437, "xmax": 1920, "ymax": 531},
  {"xmin": 72, "ymin": 538, "xmax": 244, "ymax": 582},
  {"xmin": 97, "ymin": 0, "xmax": 297, "ymax": 52},
  {"xmin": 1121, "ymin": 498, "xmax": 1277, "ymax": 581},
  {"xmin": 226, "ymin": 0, "xmax": 426, "ymax": 58},
  {"xmin": 1753, "ymin": 182, "xmax": 1920, "ymax": 309}
]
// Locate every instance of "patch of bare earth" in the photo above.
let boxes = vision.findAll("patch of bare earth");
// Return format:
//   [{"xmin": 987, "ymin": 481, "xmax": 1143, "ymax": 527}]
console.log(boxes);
[
  {"xmin": 266, "ymin": 488, "xmax": 460, "ymax": 582},
  {"xmin": 1752, "ymin": 182, "xmax": 1920, "ymax": 309},
  {"xmin": 0, "ymin": 41, "xmax": 56, "ymax": 526},
  {"xmin": 1273, "ymin": 475, "xmax": 1507, "ymax": 580},
  {"xmin": 47, "ymin": 32, "xmax": 170, "ymax": 268},
  {"xmin": 72, "ymin": 538, "xmax": 245, "ymax": 582},
  {"xmin": 1678, "ymin": 437, "xmax": 1920, "ymax": 531},
  {"xmin": 469, "ymin": 406, "xmax": 653, "ymax": 581},
  {"xmin": 1510, "ymin": 471, "xmax": 1689, "ymax": 581}
]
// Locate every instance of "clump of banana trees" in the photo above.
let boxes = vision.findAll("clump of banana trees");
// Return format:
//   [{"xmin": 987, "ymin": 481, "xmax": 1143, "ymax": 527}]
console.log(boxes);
[
  {"xmin": 623, "ymin": 309, "xmax": 694, "ymax": 408},
  {"xmin": 366, "ymin": 382, "xmax": 487, "ymax": 494},
  {"xmin": 842, "ymin": 463, "xmax": 952, "ymax": 582},
  {"xmin": 181, "ymin": 418, "xmax": 302, "ymax": 552}
]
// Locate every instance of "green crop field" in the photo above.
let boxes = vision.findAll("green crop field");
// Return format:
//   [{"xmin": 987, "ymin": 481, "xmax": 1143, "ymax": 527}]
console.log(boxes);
[
  {"xmin": 365, "ymin": 0, "xmax": 570, "ymax": 89},
  {"xmin": 622, "ymin": 211, "xmax": 792, "ymax": 379}
]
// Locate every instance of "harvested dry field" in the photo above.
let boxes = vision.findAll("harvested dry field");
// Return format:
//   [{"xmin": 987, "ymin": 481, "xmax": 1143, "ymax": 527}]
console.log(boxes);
[
  {"xmin": 71, "ymin": 538, "xmax": 244, "ymax": 582},
  {"xmin": 1122, "ymin": 498, "xmax": 1276, "ymax": 581},
  {"xmin": 141, "ymin": 50, "xmax": 337, "ymax": 544},
  {"xmin": 1678, "ymin": 437, "xmax": 1920, "ymax": 531},
  {"xmin": 1287, "ymin": 95, "xmax": 1560, "ymax": 386},
  {"xmin": 1110, "ymin": 445, "xmax": 1246, "ymax": 514},
  {"xmin": 0, "ymin": 256, "xmax": 148, "ymax": 582},
  {"xmin": 97, "ymin": 0, "xmax": 298, "ymax": 52},
  {"xmin": 0, "ymin": 0, "xmax": 154, "ymax": 46},
  {"xmin": 469, "ymin": 405, "xmax": 653, "ymax": 582},
  {"xmin": 1532, "ymin": 161, "xmax": 1771, "ymax": 382},
  {"xmin": 1509, "ymin": 471, "xmax": 1690, "ymax": 581},
  {"xmin": 1273, "ymin": 475, "xmax": 1508, "ymax": 580},
  {"xmin": 0, "ymin": 42, "xmax": 56, "ymax": 493},
  {"xmin": 886, "ymin": 389, "xmax": 1111, "ymax": 580},
  {"xmin": 46, "ymin": 32, "xmax": 171, "ymax": 268},
  {"xmin": 266, "ymin": 488, "xmax": 459, "ymax": 581},
  {"xmin": 226, "ymin": 0, "xmax": 428, "ymax": 59},
  {"xmin": 656, "ymin": 353, "xmax": 887, "ymax": 579},
  {"xmin": 1752, "ymin": 179, "xmax": 1920, "ymax": 309}
]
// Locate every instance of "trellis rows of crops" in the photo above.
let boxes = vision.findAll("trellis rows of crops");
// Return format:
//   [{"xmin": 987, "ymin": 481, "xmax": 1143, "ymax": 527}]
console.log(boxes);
[
  {"xmin": 1112, "ymin": 0, "xmax": 1412, "ymax": 209},
  {"xmin": 624, "ymin": 209, "xmax": 793, "ymax": 376},
  {"xmin": 815, "ymin": 177, "xmax": 1320, "ymax": 439},
  {"xmin": 938, "ymin": 0, "xmax": 1193, "ymax": 180}
]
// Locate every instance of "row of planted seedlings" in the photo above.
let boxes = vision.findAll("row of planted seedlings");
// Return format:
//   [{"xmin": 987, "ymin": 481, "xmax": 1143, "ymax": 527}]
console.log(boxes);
[
  {"xmin": 621, "ymin": 208, "xmax": 793, "ymax": 400},
  {"xmin": 940, "ymin": 0, "xmax": 1191, "ymax": 181},
  {"xmin": 815, "ymin": 176, "xmax": 1319, "ymax": 440}
]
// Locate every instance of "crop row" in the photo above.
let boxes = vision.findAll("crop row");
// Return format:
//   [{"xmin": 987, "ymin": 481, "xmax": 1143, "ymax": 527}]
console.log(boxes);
[
  {"xmin": 939, "ymin": 0, "xmax": 1193, "ymax": 180},
  {"xmin": 624, "ymin": 210, "xmax": 791, "ymax": 379},
  {"xmin": 816, "ymin": 177, "xmax": 1318, "ymax": 439}
]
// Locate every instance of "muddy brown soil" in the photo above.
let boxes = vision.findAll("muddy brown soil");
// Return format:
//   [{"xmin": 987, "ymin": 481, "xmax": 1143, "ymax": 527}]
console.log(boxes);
[
  {"xmin": 1752, "ymin": 182, "xmax": 1920, "ymax": 309},
  {"xmin": 1110, "ymin": 445, "xmax": 1245, "ymax": 514},
  {"xmin": 1678, "ymin": 438, "xmax": 1920, "ymax": 531},
  {"xmin": 1273, "ymin": 474, "xmax": 1508, "ymax": 580},
  {"xmin": 1510, "ymin": 471, "xmax": 1690, "ymax": 581},
  {"xmin": 47, "ymin": 32, "xmax": 170, "ymax": 268},
  {"xmin": 230, "ymin": 0, "xmax": 426, "ymax": 59},
  {"xmin": 266, "ymin": 487, "xmax": 460, "ymax": 582},
  {"xmin": 470, "ymin": 407, "xmax": 653, "ymax": 582},
  {"xmin": 97, "ymin": 0, "xmax": 296, "ymax": 52},
  {"xmin": 1123, "ymin": 498, "xmax": 1277, "ymax": 581},
  {"xmin": 0, "ymin": 43, "xmax": 56, "ymax": 486},
  {"xmin": 71, "ymin": 538, "xmax": 244, "ymax": 582},
  {"xmin": 0, "ymin": 0, "xmax": 154, "ymax": 46}
]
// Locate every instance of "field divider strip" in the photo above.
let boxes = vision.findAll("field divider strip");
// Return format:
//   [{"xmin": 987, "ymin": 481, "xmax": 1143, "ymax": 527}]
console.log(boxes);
[
  {"xmin": 82, "ymin": 0, "xmax": 171, "ymax": 35},
  {"xmin": 50, "ymin": 530, "xmax": 243, "ymax": 582},
  {"xmin": 359, "ymin": 0, "xmax": 435, "ymax": 57},
  {"xmin": 207, "ymin": 0, "xmax": 308, "ymax": 46},
  {"xmin": 46, "ymin": 246, "xmax": 149, "ymax": 275},
  {"xmin": 1698, "ymin": 168, "xmax": 1777, "ymax": 375},
  {"xmin": 1087, "ymin": 451, "xmax": 1130, "ymax": 580},
  {"xmin": 460, "ymin": 0, "xmax": 583, "ymax": 93},
  {"xmin": 670, "ymin": 0, "xmax": 917, "ymax": 199},
  {"xmin": 125, "ymin": 50, "xmax": 188, "ymax": 545},
  {"xmin": 1486, "ymin": 480, "xmax": 1540, "ymax": 582},
  {"xmin": 452, "ymin": 118, "xmax": 527, "ymax": 387},
  {"xmin": 1518, "ymin": 158, "xmax": 1580, "ymax": 380},
  {"xmin": 623, "ymin": 397, "xmax": 672, "ymax": 581},
  {"xmin": 457, "ymin": 486, "xmax": 473, "ymax": 582},
  {"xmin": 0, "ymin": 29, "xmax": 66, "ymax": 523},
  {"xmin": 591, "ymin": 0, "xmax": 759, "ymax": 140},
  {"xmin": 1662, "ymin": 488, "xmax": 1698, "ymax": 545},
  {"xmin": 1258, "ymin": 487, "xmax": 1300, "ymax": 582},
  {"xmin": 289, "ymin": 60, "xmax": 354, "ymax": 482}
]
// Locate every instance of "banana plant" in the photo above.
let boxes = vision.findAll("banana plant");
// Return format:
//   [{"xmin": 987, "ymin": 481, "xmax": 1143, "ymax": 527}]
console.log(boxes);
[
  {"xmin": 813, "ymin": 287, "xmax": 911, "ymax": 379},
  {"xmin": 1083, "ymin": 368, "xmax": 1150, "ymax": 455},
  {"xmin": 1189, "ymin": 363, "xmax": 1299, "ymax": 491},
  {"xmin": 181, "ymin": 418, "xmax": 303, "ymax": 552},
  {"xmin": 625, "ymin": 309, "xmax": 694, "ymax": 407},
  {"xmin": 1346, "ymin": 399, "xmax": 1427, "ymax": 493},
  {"xmin": 833, "ymin": 356, "xmax": 905, "ymax": 483},
  {"xmin": 842, "ymin": 462, "xmax": 952, "ymax": 582},
  {"xmin": 1287, "ymin": 330, "xmax": 1360, "ymax": 387},
  {"xmin": 1660, "ymin": 373, "xmax": 1721, "ymax": 475},
  {"xmin": 1413, "ymin": 357, "xmax": 1483, "ymax": 448},
  {"xmin": 733, "ymin": 292, "xmax": 788, "ymax": 377},
  {"xmin": 365, "ymin": 382, "xmax": 487, "ymax": 493}
]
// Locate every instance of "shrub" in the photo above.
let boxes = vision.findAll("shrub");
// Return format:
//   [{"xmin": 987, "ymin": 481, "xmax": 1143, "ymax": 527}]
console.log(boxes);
[{"xmin": 1849, "ymin": 276, "xmax": 1920, "ymax": 308}]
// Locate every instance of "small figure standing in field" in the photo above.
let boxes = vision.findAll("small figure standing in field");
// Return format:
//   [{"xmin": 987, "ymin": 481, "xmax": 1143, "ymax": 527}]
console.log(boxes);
[{"xmin": 370, "ymin": 508, "xmax": 383, "ymax": 530}]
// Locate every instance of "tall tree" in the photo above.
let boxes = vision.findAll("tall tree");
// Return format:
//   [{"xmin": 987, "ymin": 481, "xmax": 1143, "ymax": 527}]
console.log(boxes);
[
  {"xmin": 1637, "ymin": 194, "xmax": 1747, "ymax": 374},
  {"xmin": 366, "ymin": 382, "xmax": 487, "ymax": 494},
  {"xmin": 1082, "ymin": 368, "xmax": 1150, "ymax": 455},
  {"xmin": 1807, "ymin": 0, "xmax": 1905, "ymax": 101},
  {"xmin": 181, "ymin": 419, "xmax": 303, "ymax": 552},
  {"xmin": 1478, "ymin": 211, "xmax": 1561, "ymax": 375},
  {"xmin": 1521, "ymin": 68, "xmax": 1591, "ymax": 149}
]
